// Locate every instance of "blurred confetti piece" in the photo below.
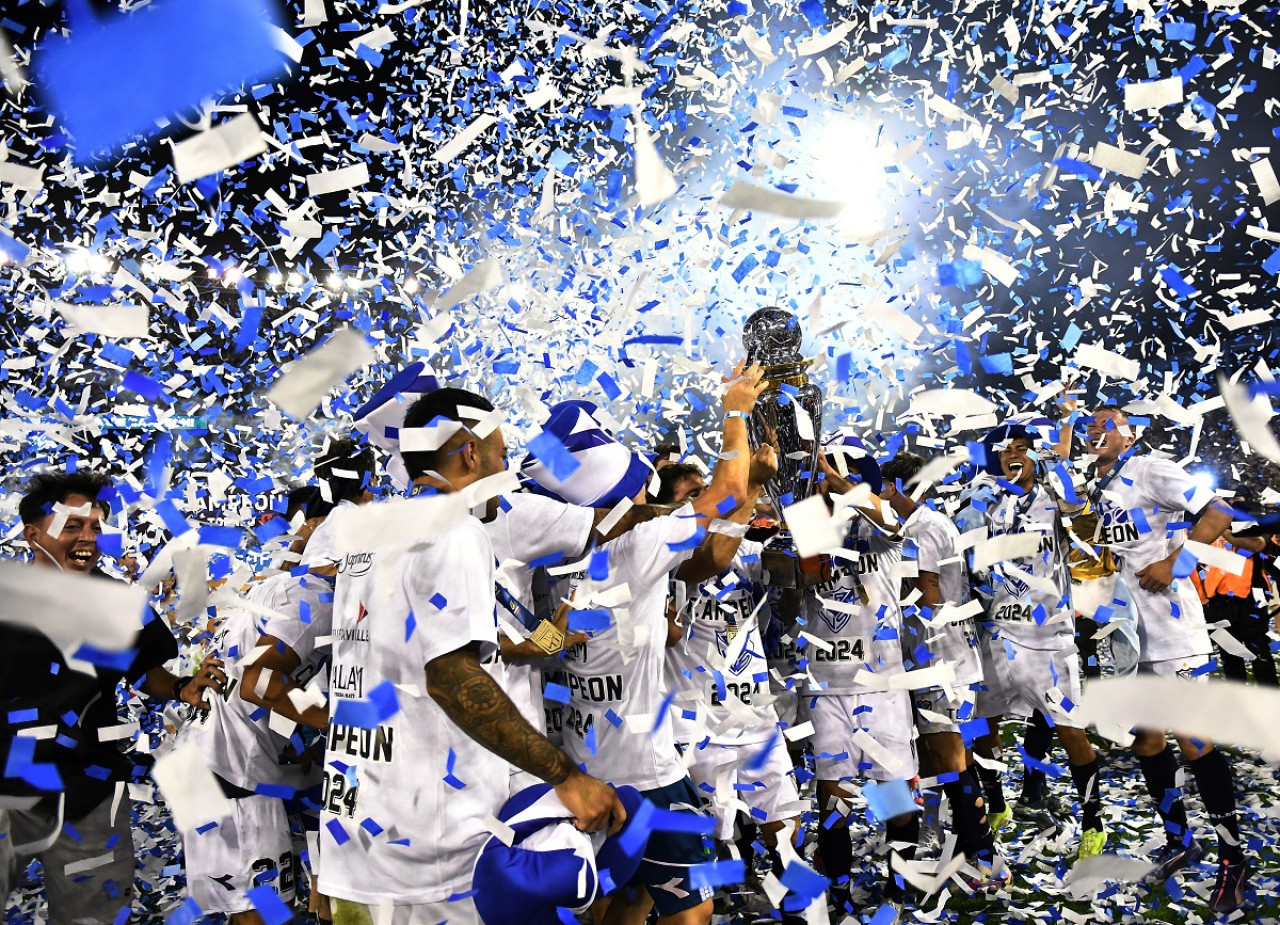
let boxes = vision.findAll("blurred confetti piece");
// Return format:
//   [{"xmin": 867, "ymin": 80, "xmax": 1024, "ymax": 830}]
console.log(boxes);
[
  {"xmin": 1123, "ymin": 76, "xmax": 1182, "ymax": 111},
  {"xmin": 633, "ymin": 116, "xmax": 677, "ymax": 207},
  {"xmin": 1079, "ymin": 676, "xmax": 1280, "ymax": 752},
  {"xmin": 1219, "ymin": 375, "xmax": 1280, "ymax": 464},
  {"xmin": 1063, "ymin": 855, "xmax": 1155, "ymax": 899},
  {"xmin": 151, "ymin": 740, "xmax": 234, "ymax": 830},
  {"xmin": 781, "ymin": 494, "xmax": 841, "ymax": 558},
  {"xmin": 436, "ymin": 258, "xmax": 503, "ymax": 313},
  {"xmin": 33, "ymin": 0, "xmax": 287, "ymax": 162},
  {"xmin": 718, "ymin": 179, "xmax": 843, "ymax": 220},
  {"xmin": 1250, "ymin": 157, "xmax": 1280, "ymax": 206},
  {"xmin": 0, "ymin": 559, "xmax": 146, "ymax": 657},
  {"xmin": 53, "ymin": 301, "xmax": 150, "ymax": 338},
  {"xmin": 172, "ymin": 112, "xmax": 267, "ymax": 183},
  {"xmin": 265, "ymin": 327, "xmax": 375, "ymax": 419}
]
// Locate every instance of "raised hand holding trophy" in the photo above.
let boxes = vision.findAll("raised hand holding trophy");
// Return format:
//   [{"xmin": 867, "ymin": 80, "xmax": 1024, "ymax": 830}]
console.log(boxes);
[{"xmin": 742, "ymin": 307, "xmax": 830, "ymax": 587}]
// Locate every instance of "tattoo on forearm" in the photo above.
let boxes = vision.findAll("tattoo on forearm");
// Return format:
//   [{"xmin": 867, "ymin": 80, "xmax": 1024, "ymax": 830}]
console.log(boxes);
[{"xmin": 426, "ymin": 649, "xmax": 573, "ymax": 785}]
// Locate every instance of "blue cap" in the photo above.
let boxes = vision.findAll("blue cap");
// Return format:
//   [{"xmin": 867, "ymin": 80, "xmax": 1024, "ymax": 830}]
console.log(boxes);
[
  {"xmin": 979, "ymin": 413, "xmax": 1056, "ymax": 476},
  {"xmin": 821, "ymin": 429, "xmax": 883, "ymax": 494},
  {"xmin": 472, "ymin": 784, "xmax": 650, "ymax": 925},
  {"xmin": 519, "ymin": 401, "xmax": 653, "ymax": 508}
]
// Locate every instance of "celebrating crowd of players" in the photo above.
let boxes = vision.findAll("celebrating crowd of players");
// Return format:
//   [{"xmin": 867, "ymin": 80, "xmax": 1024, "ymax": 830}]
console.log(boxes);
[{"xmin": 2, "ymin": 358, "xmax": 1275, "ymax": 925}]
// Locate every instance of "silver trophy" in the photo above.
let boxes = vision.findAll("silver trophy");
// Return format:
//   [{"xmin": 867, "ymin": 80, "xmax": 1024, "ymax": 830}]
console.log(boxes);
[{"xmin": 743, "ymin": 307, "xmax": 830, "ymax": 586}]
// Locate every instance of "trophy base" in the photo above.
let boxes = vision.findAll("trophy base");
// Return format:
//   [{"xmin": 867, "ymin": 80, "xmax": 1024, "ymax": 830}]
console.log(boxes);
[{"xmin": 767, "ymin": 530, "xmax": 832, "ymax": 589}]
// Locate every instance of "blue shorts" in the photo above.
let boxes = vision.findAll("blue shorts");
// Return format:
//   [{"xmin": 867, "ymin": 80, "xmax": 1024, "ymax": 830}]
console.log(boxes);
[{"xmin": 635, "ymin": 777, "xmax": 715, "ymax": 915}]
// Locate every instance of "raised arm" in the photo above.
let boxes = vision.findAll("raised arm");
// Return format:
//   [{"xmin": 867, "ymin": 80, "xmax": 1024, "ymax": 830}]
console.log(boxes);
[{"xmin": 687, "ymin": 360, "xmax": 766, "ymax": 524}]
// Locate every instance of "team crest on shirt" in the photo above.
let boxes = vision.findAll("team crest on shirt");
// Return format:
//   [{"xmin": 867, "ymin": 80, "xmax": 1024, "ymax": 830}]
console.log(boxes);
[
  {"xmin": 817, "ymin": 608, "xmax": 852, "ymax": 635},
  {"xmin": 714, "ymin": 628, "xmax": 757, "ymax": 675}
]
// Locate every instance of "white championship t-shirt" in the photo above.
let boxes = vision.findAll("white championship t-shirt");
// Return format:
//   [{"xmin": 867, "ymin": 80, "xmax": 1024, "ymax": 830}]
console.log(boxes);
[
  {"xmin": 781, "ymin": 517, "xmax": 904, "ymax": 694},
  {"xmin": 319, "ymin": 515, "xmax": 510, "ymax": 905},
  {"xmin": 1091, "ymin": 454, "xmax": 1215, "ymax": 662},
  {"xmin": 484, "ymin": 493, "xmax": 595, "ymax": 729},
  {"xmin": 667, "ymin": 539, "xmax": 777, "ymax": 746},
  {"xmin": 178, "ymin": 571, "xmax": 331, "ymax": 794},
  {"xmin": 900, "ymin": 505, "xmax": 983, "ymax": 686},
  {"xmin": 983, "ymin": 484, "xmax": 1075, "ymax": 652},
  {"xmin": 560, "ymin": 505, "xmax": 699, "ymax": 791}
]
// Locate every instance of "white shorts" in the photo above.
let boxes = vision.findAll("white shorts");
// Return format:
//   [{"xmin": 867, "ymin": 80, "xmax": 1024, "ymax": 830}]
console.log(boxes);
[
  {"xmin": 332, "ymin": 896, "xmax": 480, "ymax": 925},
  {"xmin": 183, "ymin": 794, "xmax": 295, "ymax": 913},
  {"xmin": 912, "ymin": 685, "xmax": 978, "ymax": 736},
  {"xmin": 686, "ymin": 738, "xmax": 802, "ymax": 841},
  {"xmin": 809, "ymin": 692, "xmax": 918, "ymax": 782},
  {"xmin": 975, "ymin": 641, "xmax": 1085, "ymax": 729},
  {"xmin": 1138, "ymin": 654, "xmax": 1213, "ymax": 680}
]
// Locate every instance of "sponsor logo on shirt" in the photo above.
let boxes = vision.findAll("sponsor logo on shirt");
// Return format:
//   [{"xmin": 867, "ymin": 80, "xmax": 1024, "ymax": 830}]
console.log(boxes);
[
  {"xmin": 338, "ymin": 551, "xmax": 374, "ymax": 577},
  {"xmin": 331, "ymin": 663, "xmax": 364, "ymax": 697},
  {"xmin": 335, "ymin": 626, "xmax": 370, "ymax": 642}
]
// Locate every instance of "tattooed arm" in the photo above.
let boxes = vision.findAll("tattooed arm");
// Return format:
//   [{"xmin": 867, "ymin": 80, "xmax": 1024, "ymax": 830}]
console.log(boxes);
[{"xmin": 426, "ymin": 643, "xmax": 626, "ymax": 833}]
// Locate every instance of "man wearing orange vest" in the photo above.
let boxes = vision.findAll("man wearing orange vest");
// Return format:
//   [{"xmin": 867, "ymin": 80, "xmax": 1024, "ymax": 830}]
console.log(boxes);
[{"xmin": 1204, "ymin": 532, "xmax": 1278, "ymax": 687}]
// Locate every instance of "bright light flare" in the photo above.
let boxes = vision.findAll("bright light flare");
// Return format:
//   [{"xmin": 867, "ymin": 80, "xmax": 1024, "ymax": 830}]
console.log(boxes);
[{"xmin": 810, "ymin": 119, "xmax": 896, "ymax": 236}]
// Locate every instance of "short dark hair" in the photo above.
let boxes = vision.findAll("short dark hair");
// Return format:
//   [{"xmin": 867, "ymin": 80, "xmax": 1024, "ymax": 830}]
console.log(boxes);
[
  {"xmin": 653, "ymin": 463, "xmax": 703, "ymax": 505},
  {"xmin": 19, "ymin": 470, "xmax": 112, "ymax": 524},
  {"xmin": 315, "ymin": 436, "xmax": 377, "ymax": 507},
  {"xmin": 284, "ymin": 485, "xmax": 323, "ymax": 521},
  {"xmin": 880, "ymin": 451, "xmax": 926, "ymax": 489},
  {"xmin": 401, "ymin": 388, "xmax": 496, "ymax": 479},
  {"xmin": 652, "ymin": 442, "xmax": 680, "ymax": 459}
]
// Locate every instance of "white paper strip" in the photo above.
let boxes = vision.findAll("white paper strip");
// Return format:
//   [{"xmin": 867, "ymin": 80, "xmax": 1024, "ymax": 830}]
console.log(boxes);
[
  {"xmin": 0, "ymin": 161, "xmax": 43, "ymax": 191},
  {"xmin": 305, "ymin": 163, "xmax": 370, "ymax": 197},
  {"xmin": 633, "ymin": 117, "xmax": 677, "ymax": 207},
  {"xmin": 1219, "ymin": 376, "xmax": 1280, "ymax": 463},
  {"xmin": 0, "ymin": 559, "xmax": 145, "ymax": 656},
  {"xmin": 435, "ymin": 258, "xmax": 504, "ymax": 313},
  {"xmin": 782, "ymin": 495, "xmax": 842, "ymax": 557},
  {"xmin": 432, "ymin": 114, "xmax": 498, "ymax": 165},
  {"xmin": 1183, "ymin": 539, "xmax": 1247, "ymax": 576},
  {"xmin": 1073, "ymin": 343, "xmax": 1140, "ymax": 381},
  {"xmin": 54, "ymin": 301, "xmax": 150, "ymax": 339},
  {"xmin": 1079, "ymin": 675, "xmax": 1280, "ymax": 754},
  {"xmin": 718, "ymin": 180, "xmax": 843, "ymax": 220},
  {"xmin": 151, "ymin": 741, "xmax": 234, "ymax": 831},
  {"xmin": 1250, "ymin": 158, "xmax": 1280, "ymax": 206},
  {"xmin": 172, "ymin": 113, "xmax": 268, "ymax": 184},
  {"xmin": 1124, "ymin": 76, "xmax": 1183, "ymax": 111},
  {"xmin": 908, "ymin": 389, "xmax": 997, "ymax": 417},
  {"xmin": 1088, "ymin": 142, "xmax": 1148, "ymax": 179},
  {"xmin": 972, "ymin": 533, "xmax": 1042, "ymax": 570},
  {"xmin": 265, "ymin": 328, "xmax": 375, "ymax": 419}
]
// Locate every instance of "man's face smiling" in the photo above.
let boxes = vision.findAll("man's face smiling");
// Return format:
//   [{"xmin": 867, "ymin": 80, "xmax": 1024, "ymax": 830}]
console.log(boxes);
[
  {"xmin": 1084, "ymin": 411, "xmax": 1133, "ymax": 463},
  {"xmin": 999, "ymin": 438, "xmax": 1037, "ymax": 490},
  {"xmin": 25, "ymin": 492, "xmax": 103, "ymax": 574}
]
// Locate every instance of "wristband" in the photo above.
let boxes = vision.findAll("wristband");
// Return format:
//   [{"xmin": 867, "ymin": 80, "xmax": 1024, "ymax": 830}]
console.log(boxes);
[
  {"xmin": 724, "ymin": 411, "xmax": 749, "ymax": 422},
  {"xmin": 172, "ymin": 675, "xmax": 194, "ymax": 702},
  {"xmin": 530, "ymin": 620, "xmax": 566, "ymax": 655}
]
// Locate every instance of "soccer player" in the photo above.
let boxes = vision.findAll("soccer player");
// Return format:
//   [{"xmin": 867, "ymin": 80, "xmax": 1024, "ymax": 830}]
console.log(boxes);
[
  {"xmin": 1085, "ymin": 406, "xmax": 1248, "ymax": 911},
  {"xmin": 879, "ymin": 451, "xmax": 1001, "ymax": 881},
  {"xmin": 318, "ymin": 388, "xmax": 623, "ymax": 925},
  {"xmin": 659, "ymin": 457, "xmax": 807, "ymax": 922},
  {"xmin": 548, "ymin": 361, "xmax": 773, "ymax": 925},
  {"xmin": 969, "ymin": 421, "xmax": 1107, "ymax": 863},
  {"xmin": 777, "ymin": 433, "xmax": 916, "ymax": 917},
  {"xmin": 1, "ymin": 471, "xmax": 224, "ymax": 925}
]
